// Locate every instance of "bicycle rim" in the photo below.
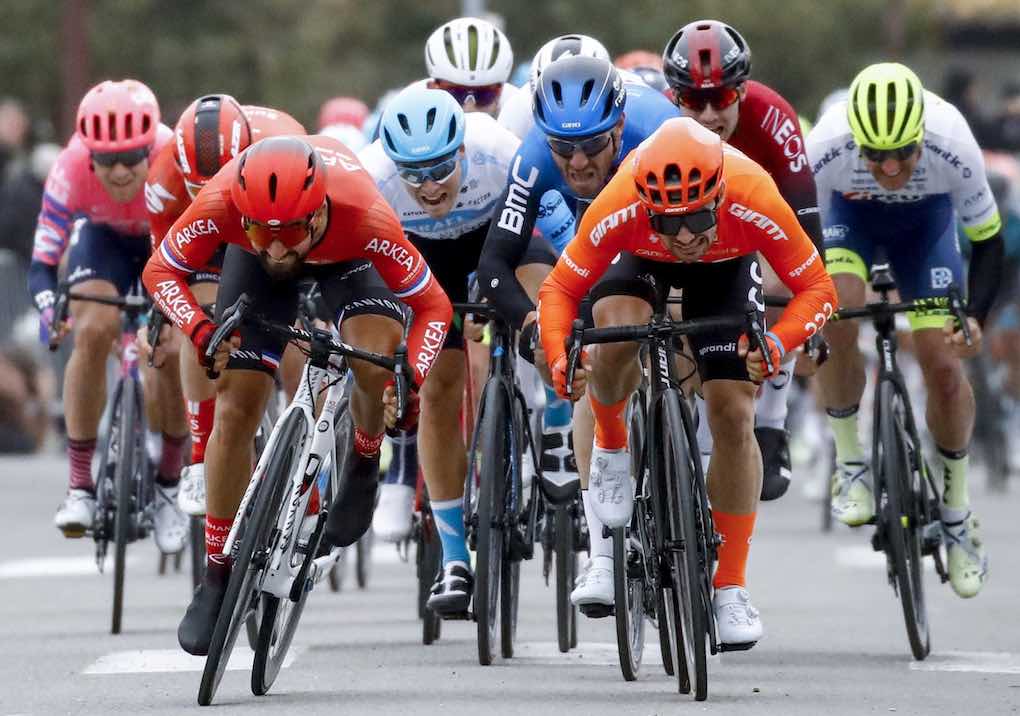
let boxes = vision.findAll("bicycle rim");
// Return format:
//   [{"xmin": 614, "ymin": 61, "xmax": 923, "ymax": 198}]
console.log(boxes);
[
  {"xmin": 613, "ymin": 525, "xmax": 645, "ymax": 681},
  {"xmin": 111, "ymin": 381, "xmax": 138, "ymax": 635},
  {"xmin": 474, "ymin": 380, "xmax": 509, "ymax": 666},
  {"xmin": 878, "ymin": 381, "xmax": 930, "ymax": 660},
  {"xmin": 419, "ymin": 510, "xmax": 443, "ymax": 645},
  {"xmin": 252, "ymin": 589, "xmax": 308, "ymax": 695},
  {"xmin": 555, "ymin": 505, "xmax": 577, "ymax": 653},
  {"xmin": 198, "ymin": 411, "xmax": 305, "ymax": 706}
]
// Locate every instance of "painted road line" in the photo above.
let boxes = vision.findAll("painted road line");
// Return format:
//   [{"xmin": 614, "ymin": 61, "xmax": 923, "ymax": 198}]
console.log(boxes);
[
  {"xmin": 835, "ymin": 545, "xmax": 935, "ymax": 572},
  {"xmin": 513, "ymin": 641, "xmax": 723, "ymax": 667},
  {"xmin": 909, "ymin": 651, "xmax": 1020, "ymax": 675},
  {"xmin": 0, "ymin": 555, "xmax": 140, "ymax": 579},
  {"xmin": 83, "ymin": 646, "xmax": 305, "ymax": 674}
]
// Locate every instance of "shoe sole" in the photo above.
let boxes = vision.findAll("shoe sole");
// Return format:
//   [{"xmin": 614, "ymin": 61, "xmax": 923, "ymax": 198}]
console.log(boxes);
[
  {"xmin": 58, "ymin": 524, "xmax": 89, "ymax": 538},
  {"xmin": 719, "ymin": 639, "xmax": 758, "ymax": 652}
]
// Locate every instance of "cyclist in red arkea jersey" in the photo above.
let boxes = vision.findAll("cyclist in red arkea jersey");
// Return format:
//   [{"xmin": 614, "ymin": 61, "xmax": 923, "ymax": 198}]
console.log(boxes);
[
  {"xmin": 143, "ymin": 95, "xmax": 306, "ymax": 520},
  {"xmin": 143, "ymin": 135, "xmax": 452, "ymax": 656},
  {"xmin": 663, "ymin": 19, "xmax": 823, "ymax": 501},
  {"xmin": 538, "ymin": 118, "xmax": 835, "ymax": 647}
]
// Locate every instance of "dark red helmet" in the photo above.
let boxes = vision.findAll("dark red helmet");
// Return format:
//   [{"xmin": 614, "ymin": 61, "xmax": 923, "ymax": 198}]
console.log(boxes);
[
  {"xmin": 175, "ymin": 94, "xmax": 252, "ymax": 196},
  {"xmin": 662, "ymin": 20, "xmax": 751, "ymax": 91},
  {"xmin": 230, "ymin": 136, "xmax": 327, "ymax": 229}
]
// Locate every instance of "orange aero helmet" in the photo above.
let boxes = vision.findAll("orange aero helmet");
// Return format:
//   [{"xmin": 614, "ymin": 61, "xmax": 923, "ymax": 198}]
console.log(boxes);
[
  {"xmin": 632, "ymin": 117, "xmax": 723, "ymax": 214},
  {"xmin": 175, "ymin": 94, "xmax": 252, "ymax": 193}
]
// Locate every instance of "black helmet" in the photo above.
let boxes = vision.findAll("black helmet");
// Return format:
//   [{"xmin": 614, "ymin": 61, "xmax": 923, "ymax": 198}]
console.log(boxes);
[{"xmin": 662, "ymin": 20, "xmax": 751, "ymax": 91}]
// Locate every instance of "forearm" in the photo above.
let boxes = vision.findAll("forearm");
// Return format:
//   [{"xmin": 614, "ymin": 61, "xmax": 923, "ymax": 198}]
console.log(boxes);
[
  {"xmin": 27, "ymin": 260, "xmax": 59, "ymax": 311},
  {"xmin": 966, "ymin": 233, "xmax": 1004, "ymax": 326}
]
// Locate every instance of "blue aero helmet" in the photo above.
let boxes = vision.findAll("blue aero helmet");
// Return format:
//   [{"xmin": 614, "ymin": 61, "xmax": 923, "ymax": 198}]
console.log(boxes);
[
  {"xmin": 379, "ymin": 87, "xmax": 466, "ymax": 163},
  {"xmin": 532, "ymin": 55, "xmax": 626, "ymax": 138}
]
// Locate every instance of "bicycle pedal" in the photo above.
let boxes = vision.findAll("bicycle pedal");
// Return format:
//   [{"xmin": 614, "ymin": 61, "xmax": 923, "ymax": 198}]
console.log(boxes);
[
  {"xmin": 719, "ymin": 640, "xmax": 757, "ymax": 653},
  {"xmin": 438, "ymin": 609, "xmax": 471, "ymax": 621},
  {"xmin": 579, "ymin": 603, "xmax": 614, "ymax": 619}
]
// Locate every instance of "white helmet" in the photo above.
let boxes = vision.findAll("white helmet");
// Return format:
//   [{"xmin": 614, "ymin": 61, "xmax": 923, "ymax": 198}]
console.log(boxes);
[
  {"xmin": 530, "ymin": 34, "xmax": 610, "ymax": 93},
  {"xmin": 425, "ymin": 17, "xmax": 514, "ymax": 86}
]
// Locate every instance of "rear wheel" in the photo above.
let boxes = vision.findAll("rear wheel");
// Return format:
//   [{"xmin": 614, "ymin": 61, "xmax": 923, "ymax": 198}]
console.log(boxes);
[
  {"xmin": 251, "ymin": 589, "xmax": 308, "ymax": 695},
  {"xmin": 554, "ymin": 505, "xmax": 577, "ymax": 653}
]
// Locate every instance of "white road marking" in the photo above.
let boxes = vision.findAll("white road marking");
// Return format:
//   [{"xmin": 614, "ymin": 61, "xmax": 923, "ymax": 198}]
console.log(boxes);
[
  {"xmin": 909, "ymin": 651, "xmax": 1020, "ymax": 675},
  {"xmin": 83, "ymin": 646, "xmax": 305, "ymax": 674},
  {"xmin": 834, "ymin": 545, "xmax": 934, "ymax": 572},
  {"xmin": 0, "ymin": 555, "xmax": 140, "ymax": 579},
  {"xmin": 513, "ymin": 640, "xmax": 723, "ymax": 667}
]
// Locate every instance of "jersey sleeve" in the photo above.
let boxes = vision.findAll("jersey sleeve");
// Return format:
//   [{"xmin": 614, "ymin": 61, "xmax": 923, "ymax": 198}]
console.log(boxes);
[
  {"xmin": 804, "ymin": 106, "xmax": 850, "ymax": 224},
  {"xmin": 947, "ymin": 111, "xmax": 1002, "ymax": 242},
  {"xmin": 145, "ymin": 145, "xmax": 190, "ymax": 250},
  {"xmin": 27, "ymin": 145, "xmax": 80, "ymax": 309}
]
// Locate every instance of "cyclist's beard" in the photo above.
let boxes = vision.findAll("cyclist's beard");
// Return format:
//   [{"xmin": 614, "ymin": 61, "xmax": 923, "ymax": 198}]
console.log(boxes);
[{"xmin": 258, "ymin": 250, "xmax": 303, "ymax": 280}]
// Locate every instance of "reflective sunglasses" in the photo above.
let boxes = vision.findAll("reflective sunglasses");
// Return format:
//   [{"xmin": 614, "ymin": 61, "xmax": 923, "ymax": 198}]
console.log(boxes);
[
  {"xmin": 432, "ymin": 80, "xmax": 503, "ymax": 107},
  {"xmin": 675, "ymin": 86, "xmax": 741, "ymax": 113},
  {"xmin": 90, "ymin": 146, "xmax": 150, "ymax": 168},
  {"xmin": 547, "ymin": 131, "xmax": 613, "ymax": 159},
  {"xmin": 648, "ymin": 206, "xmax": 718, "ymax": 235},
  {"xmin": 395, "ymin": 153, "xmax": 459, "ymax": 187},
  {"xmin": 242, "ymin": 216, "xmax": 311, "ymax": 250},
  {"xmin": 859, "ymin": 143, "xmax": 919, "ymax": 163}
]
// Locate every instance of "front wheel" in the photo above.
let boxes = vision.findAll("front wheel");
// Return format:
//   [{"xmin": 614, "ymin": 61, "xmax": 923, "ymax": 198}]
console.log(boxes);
[
  {"xmin": 111, "ymin": 379, "xmax": 141, "ymax": 635},
  {"xmin": 613, "ymin": 526, "xmax": 645, "ymax": 681},
  {"xmin": 554, "ymin": 504, "xmax": 577, "ymax": 653}
]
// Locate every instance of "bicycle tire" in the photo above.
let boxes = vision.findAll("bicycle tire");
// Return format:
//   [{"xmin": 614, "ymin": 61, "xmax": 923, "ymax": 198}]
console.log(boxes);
[
  {"xmin": 500, "ymin": 395, "xmax": 526, "ymax": 660},
  {"xmin": 197, "ymin": 410, "xmax": 306, "ymax": 706},
  {"xmin": 419, "ymin": 513, "xmax": 443, "ymax": 645},
  {"xmin": 474, "ymin": 380, "xmax": 509, "ymax": 666},
  {"xmin": 355, "ymin": 528, "xmax": 373, "ymax": 589},
  {"xmin": 554, "ymin": 505, "xmax": 577, "ymax": 653},
  {"xmin": 877, "ymin": 380, "xmax": 930, "ymax": 660},
  {"xmin": 190, "ymin": 516, "xmax": 206, "ymax": 590},
  {"xmin": 111, "ymin": 379, "xmax": 139, "ymax": 635},
  {"xmin": 662, "ymin": 393, "xmax": 708, "ymax": 699},
  {"xmin": 500, "ymin": 549, "xmax": 521, "ymax": 658},
  {"xmin": 251, "ymin": 588, "xmax": 308, "ymax": 695},
  {"xmin": 613, "ymin": 526, "xmax": 645, "ymax": 680}
]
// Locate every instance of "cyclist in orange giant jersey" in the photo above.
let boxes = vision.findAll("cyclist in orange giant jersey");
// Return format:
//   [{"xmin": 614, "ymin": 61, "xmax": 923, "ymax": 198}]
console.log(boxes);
[{"xmin": 538, "ymin": 118, "xmax": 835, "ymax": 648}]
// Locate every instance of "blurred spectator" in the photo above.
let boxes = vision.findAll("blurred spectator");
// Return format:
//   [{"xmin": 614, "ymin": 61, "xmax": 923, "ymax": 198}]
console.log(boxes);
[
  {"xmin": 991, "ymin": 82, "xmax": 1020, "ymax": 153},
  {"xmin": 0, "ymin": 142, "xmax": 59, "ymax": 266},
  {"xmin": 0, "ymin": 344, "xmax": 48, "ymax": 453},
  {"xmin": 0, "ymin": 98, "xmax": 31, "ymax": 181},
  {"xmin": 318, "ymin": 96, "xmax": 371, "ymax": 151},
  {"xmin": 942, "ymin": 67, "xmax": 994, "ymax": 147}
]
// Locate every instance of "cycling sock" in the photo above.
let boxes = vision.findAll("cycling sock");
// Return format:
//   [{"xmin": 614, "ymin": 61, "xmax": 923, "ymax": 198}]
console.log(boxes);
[
  {"xmin": 431, "ymin": 497, "xmax": 470, "ymax": 566},
  {"xmin": 938, "ymin": 446, "xmax": 969, "ymax": 509},
  {"xmin": 384, "ymin": 428, "xmax": 419, "ymax": 488},
  {"xmin": 145, "ymin": 429, "xmax": 162, "ymax": 465},
  {"xmin": 187, "ymin": 398, "xmax": 215, "ymax": 465},
  {"xmin": 712, "ymin": 510, "xmax": 756, "ymax": 589},
  {"xmin": 157, "ymin": 432, "xmax": 187, "ymax": 486},
  {"xmin": 205, "ymin": 514, "xmax": 232, "ymax": 561},
  {"xmin": 695, "ymin": 393, "xmax": 713, "ymax": 475},
  {"xmin": 68, "ymin": 437, "xmax": 97, "ymax": 492},
  {"xmin": 581, "ymin": 489, "xmax": 612, "ymax": 571},
  {"xmin": 543, "ymin": 386, "xmax": 572, "ymax": 429},
  {"xmin": 354, "ymin": 427, "xmax": 383, "ymax": 458},
  {"xmin": 588, "ymin": 393, "xmax": 628, "ymax": 450},
  {"xmin": 826, "ymin": 405, "xmax": 863, "ymax": 463},
  {"xmin": 755, "ymin": 366, "xmax": 792, "ymax": 430}
]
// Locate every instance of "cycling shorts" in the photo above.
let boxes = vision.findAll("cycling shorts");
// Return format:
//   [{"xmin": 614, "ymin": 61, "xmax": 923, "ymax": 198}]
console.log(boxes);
[
  {"xmin": 823, "ymin": 193, "xmax": 963, "ymax": 330},
  {"xmin": 215, "ymin": 244, "xmax": 406, "ymax": 375},
  {"xmin": 66, "ymin": 222, "xmax": 150, "ymax": 294},
  {"xmin": 588, "ymin": 252, "xmax": 764, "ymax": 383}
]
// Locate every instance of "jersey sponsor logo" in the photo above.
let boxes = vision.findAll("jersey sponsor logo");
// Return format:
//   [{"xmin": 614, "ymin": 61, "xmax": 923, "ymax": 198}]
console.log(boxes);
[
  {"xmin": 698, "ymin": 341, "xmax": 736, "ymax": 356},
  {"xmin": 153, "ymin": 279, "xmax": 197, "ymax": 326},
  {"xmin": 931, "ymin": 266, "xmax": 953, "ymax": 290},
  {"xmin": 811, "ymin": 146, "xmax": 841, "ymax": 175},
  {"xmin": 364, "ymin": 237, "xmax": 415, "ymax": 271},
  {"xmin": 174, "ymin": 218, "xmax": 219, "ymax": 249},
  {"xmin": 562, "ymin": 252, "xmax": 590, "ymax": 278},
  {"xmin": 175, "ymin": 127, "xmax": 191, "ymax": 175},
  {"xmin": 728, "ymin": 202, "xmax": 788, "ymax": 241},
  {"xmin": 842, "ymin": 191, "xmax": 925, "ymax": 204},
  {"xmin": 67, "ymin": 265, "xmax": 95, "ymax": 283},
  {"xmin": 315, "ymin": 146, "xmax": 361, "ymax": 172},
  {"xmin": 144, "ymin": 181, "xmax": 177, "ymax": 214},
  {"xmin": 962, "ymin": 188, "xmax": 987, "ymax": 208},
  {"xmin": 788, "ymin": 249, "xmax": 819, "ymax": 278},
  {"xmin": 803, "ymin": 301, "xmax": 834, "ymax": 337},
  {"xmin": 822, "ymin": 224, "xmax": 849, "ymax": 240},
  {"xmin": 589, "ymin": 201, "xmax": 639, "ymax": 246},
  {"xmin": 761, "ymin": 105, "xmax": 808, "ymax": 173},
  {"xmin": 923, "ymin": 140, "xmax": 972, "ymax": 178},
  {"xmin": 496, "ymin": 156, "xmax": 539, "ymax": 235},
  {"xmin": 415, "ymin": 320, "xmax": 447, "ymax": 379}
]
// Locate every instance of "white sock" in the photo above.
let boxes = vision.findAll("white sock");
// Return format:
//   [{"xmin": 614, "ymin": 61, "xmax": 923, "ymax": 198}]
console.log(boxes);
[
  {"xmin": 581, "ymin": 489, "xmax": 612, "ymax": 570},
  {"xmin": 755, "ymin": 366, "xmax": 793, "ymax": 430},
  {"xmin": 146, "ymin": 429, "xmax": 162, "ymax": 464},
  {"xmin": 695, "ymin": 393, "xmax": 712, "ymax": 475}
]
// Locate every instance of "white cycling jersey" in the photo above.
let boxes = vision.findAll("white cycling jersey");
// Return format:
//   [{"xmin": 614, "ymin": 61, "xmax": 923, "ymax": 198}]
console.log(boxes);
[
  {"xmin": 807, "ymin": 90, "xmax": 1000, "ymax": 241},
  {"xmin": 358, "ymin": 112, "xmax": 520, "ymax": 240}
]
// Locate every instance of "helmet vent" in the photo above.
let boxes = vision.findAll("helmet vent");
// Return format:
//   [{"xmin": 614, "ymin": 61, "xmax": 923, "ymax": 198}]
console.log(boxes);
[
  {"xmin": 125, "ymin": 114, "xmax": 134, "ymax": 139},
  {"xmin": 467, "ymin": 24, "xmax": 479, "ymax": 70},
  {"xmin": 552, "ymin": 80, "xmax": 564, "ymax": 107},
  {"xmin": 447, "ymin": 116, "xmax": 458, "ymax": 144},
  {"xmin": 382, "ymin": 128, "xmax": 396, "ymax": 154},
  {"xmin": 886, "ymin": 83, "xmax": 897, "ymax": 139},
  {"xmin": 195, "ymin": 100, "xmax": 222, "ymax": 177},
  {"xmin": 698, "ymin": 50, "xmax": 713, "ymax": 81},
  {"xmin": 268, "ymin": 173, "xmax": 278, "ymax": 202},
  {"xmin": 704, "ymin": 170, "xmax": 719, "ymax": 194},
  {"xmin": 580, "ymin": 79, "xmax": 595, "ymax": 106},
  {"xmin": 425, "ymin": 107, "xmax": 437, "ymax": 133},
  {"xmin": 443, "ymin": 27, "xmax": 457, "ymax": 66},
  {"xmin": 398, "ymin": 113, "xmax": 411, "ymax": 135},
  {"xmin": 107, "ymin": 112, "xmax": 118, "ymax": 141},
  {"xmin": 489, "ymin": 32, "xmax": 500, "ymax": 69},
  {"xmin": 304, "ymin": 152, "xmax": 316, "ymax": 189},
  {"xmin": 665, "ymin": 164, "xmax": 682, "ymax": 184}
]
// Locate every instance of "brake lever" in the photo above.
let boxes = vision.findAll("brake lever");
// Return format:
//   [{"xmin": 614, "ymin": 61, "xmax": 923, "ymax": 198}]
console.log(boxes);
[
  {"xmin": 745, "ymin": 303, "xmax": 773, "ymax": 379},
  {"xmin": 147, "ymin": 308, "xmax": 166, "ymax": 368},
  {"xmin": 204, "ymin": 293, "xmax": 251, "ymax": 379},
  {"xmin": 564, "ymin": 318, "xmax": 585, "ymax": 399},
  {"xmin": 947, "ymin": 284, "xmax": 972, "ymax": 347},
  {"xmin": 48, "ymin": 289, "xmax": 70, "ymax": 353},
  {"xmin": 393, "ymin": 343, "xmax": 408, "ymax": 424}
]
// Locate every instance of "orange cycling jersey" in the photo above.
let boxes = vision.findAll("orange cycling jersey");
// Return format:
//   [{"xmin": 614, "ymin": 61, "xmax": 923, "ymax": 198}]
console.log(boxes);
[
  {"xmin": 145, "ymin": 105, "xmax": 307, "ymax": 250},
  {"xmin": 142, "ymin": 135, "xmax": 453, "ymax": 385},
  {"xmin": 538, "ymin": 145, "xmax": 836, "ymax": 364}
]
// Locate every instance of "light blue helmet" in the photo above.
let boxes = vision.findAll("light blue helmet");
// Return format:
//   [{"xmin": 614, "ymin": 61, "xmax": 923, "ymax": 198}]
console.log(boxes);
[
  {"xmin": 533, "ymin": 56, "xmax": 626, "ymax": 139},
  {"xmin": 379, "ymin": 87, "xmax": 465, "ymax": 163}
]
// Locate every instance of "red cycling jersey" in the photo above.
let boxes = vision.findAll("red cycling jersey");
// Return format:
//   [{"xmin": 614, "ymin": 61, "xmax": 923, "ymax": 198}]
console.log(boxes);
[
  {"xmin": 538, "ymin": 144, "xmax": 836, "ymax": 364},
  {"xmin": 729, "ymin": 81, "xmax": 821, "ymax": 247},
  {"xmin": 145, "ymin": 105, "xmax": 307, "ymax": 250},
  {"xmin": 142, "ymin": 135, "xmax": 453, "ymax": 385}
]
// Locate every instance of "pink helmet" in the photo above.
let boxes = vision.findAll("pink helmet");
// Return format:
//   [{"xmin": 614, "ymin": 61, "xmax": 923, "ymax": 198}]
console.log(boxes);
[
  {"xmin": 76, "ymin": 79, "xmax": 160, "ymax": 153},
  {"xmin": 317, "ymin": 97, "xmax": 369, "ymax": 131}
]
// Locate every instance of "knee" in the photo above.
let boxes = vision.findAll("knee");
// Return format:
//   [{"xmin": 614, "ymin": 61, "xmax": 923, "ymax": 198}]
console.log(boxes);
[
  {"xmin": 420, "ymin": 360, "xmax": 462, "ymax": 413},
  {"xmin": 707, "ymin": 392, "xmax": 755, "ymax": 442},
  {"xmin": 923, "ymin": 358, "xmax": 966, "ymax": 401},
  {"xmin": 74, "ymin": 312, "xmax": 119, "ymax": 354},
  {"xmin": 214, "ymin": 383, "xmax": 266, "ymax": 440},
  {"xmin": 351, "ymin": 360, "xmax": 393, "ymax": 398}
]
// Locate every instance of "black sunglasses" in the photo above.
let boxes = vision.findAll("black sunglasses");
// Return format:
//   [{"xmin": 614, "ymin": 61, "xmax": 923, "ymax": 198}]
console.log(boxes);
[
  {"xmin": 547, "ymin": 131, "xmax": 613, "ymax": 159},
  {"xmin": 91, "ymin": 147, "xmax": 151, "ymax": 168},
  {"xmin": 648, "ymin": 206, "xmax": 718, "ymax": 235},
  {"xmin": 395, "ymin": 153, "xmax": 459, "ymax": 187},
  {"xmin": 860, "ymin": 143, "xmax": 918, "ymax": 163}
]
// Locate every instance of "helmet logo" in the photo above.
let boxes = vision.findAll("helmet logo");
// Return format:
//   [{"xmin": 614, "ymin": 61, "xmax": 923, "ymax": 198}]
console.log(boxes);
[
  {"xmin": 723, "ymin": 46, "xmax": 740, "ymax": 63},
  {"xmin": 674, "ymin": 56, "xmax": 689, "ymax": 69},
  {"xmin": 561, "ymin": 121, "xmax": 581, "ymax": 129},
  {"xmin": 411, "ymin": 145, "xmax": 431, "ymax": 155},
  {"xmin": 175, "ymin": 127, "xmax": 191, "ymax": 174},
  {"xmin": 267, "ymin": 219, "xmax": 282, "ymax": 227},
  {"xmin": 230, "ymin": 120, "xmax": 242, "ymax": 158}
]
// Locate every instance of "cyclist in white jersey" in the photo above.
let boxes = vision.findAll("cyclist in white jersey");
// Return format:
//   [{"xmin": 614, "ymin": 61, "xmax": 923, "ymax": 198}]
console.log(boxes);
[
  {"xmin": 358, "ymin": 87, "xmax": 558, "ymax": 614},
  {"xmin": 807, "ymin": 63, "xmax": 1003, "ymax": 598}
]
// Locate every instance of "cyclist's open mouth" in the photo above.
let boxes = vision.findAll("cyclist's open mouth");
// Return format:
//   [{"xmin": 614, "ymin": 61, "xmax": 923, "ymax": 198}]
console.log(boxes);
[{"xmin": 420, "ymin": 191, "xmax": 448, "ymax": 207}]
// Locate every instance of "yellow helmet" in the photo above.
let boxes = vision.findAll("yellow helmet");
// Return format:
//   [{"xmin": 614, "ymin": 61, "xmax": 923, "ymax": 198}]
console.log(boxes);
[{"xmin": 847, "ymin": 62, "xmax": 925, "ymax": 150}]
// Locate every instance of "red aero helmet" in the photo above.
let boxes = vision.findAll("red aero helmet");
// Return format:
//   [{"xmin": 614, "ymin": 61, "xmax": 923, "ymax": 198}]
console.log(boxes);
[
  {"xmin": 231, "ymin": 136, "xmax": 327, "ymax": 225},
  {"xmin": 175, "ymin": 94, "xmax": 252, "ymax": 187},
  {"xmin": 76, "ymin": 79, "xmax": 160, "ymax": 152},
  {"xmin": 662, "ymin": 20, "xmax": 751, "ymax": 91},
  {"xmin": 633, "ymin": 117, "xmax": 724, "ymax": 214},
  {"xmin": 318, "ymin": 96, "xmax": 370, "ymax": 131}
]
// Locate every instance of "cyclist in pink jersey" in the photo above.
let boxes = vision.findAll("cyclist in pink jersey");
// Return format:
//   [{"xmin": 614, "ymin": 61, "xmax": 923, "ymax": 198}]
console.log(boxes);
[{"xmin": 28, "ymin": 79, "xmax": 189, "ymax": 552}]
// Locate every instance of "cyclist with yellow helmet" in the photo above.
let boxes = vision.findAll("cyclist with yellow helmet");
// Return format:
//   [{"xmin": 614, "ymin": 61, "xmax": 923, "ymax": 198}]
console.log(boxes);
[{"xmin": 807, "ymin": 63, "xmax": 1003, "ymax": 598}]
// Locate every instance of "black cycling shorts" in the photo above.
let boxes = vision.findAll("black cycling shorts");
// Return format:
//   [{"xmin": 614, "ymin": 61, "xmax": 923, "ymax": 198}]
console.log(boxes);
[
  {"xmin": 66, "ymin": 222, "xmax": 149, "ymax": 294},
  {"xmin": 588, "ymin": 252, "xmax": 764, "ymax": 382},
  {"xmin": 215, "ymin": 244, "xmax": 405, "ymax": 375}
]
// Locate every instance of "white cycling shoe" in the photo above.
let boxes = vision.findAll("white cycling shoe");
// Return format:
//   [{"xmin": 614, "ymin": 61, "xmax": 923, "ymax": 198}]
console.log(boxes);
[
  {"xmin": 942, "ymin": 510, "xmax": 988, "ymax": 598},
  {"xmin": 830, "ymin": 461, "xmax": 875, "ymax": 526},
  {"xmin": 589, "ymin": 447, "xmax": 633, "ymax": 528},
  {"xmin": 177, "ymin": 463, "xmax": 206, "ymax": 516},
  {"xmin": 54, "ymin": 489, "xmax": 96, "ymax": 538},
  {"xmin": 153, "ymin": 484, "xmax": 189, "ymax": 554},
  {"xmin": 570, "ymin": 562, "xmax": 614, "ymax": 608},
  {"xmin": 714, "ymin": 586, "xmax": 763, "ymax": 649},
  {"xmin": 371, "ymin": 483, "xmax": 414, "ymax": 543}
]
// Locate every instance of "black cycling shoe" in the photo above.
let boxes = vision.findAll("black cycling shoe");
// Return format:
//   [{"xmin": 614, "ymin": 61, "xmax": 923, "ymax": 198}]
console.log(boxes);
[
  {"xmin": 756, "ymin": 426, "xmax": 791, "ymax": 501},
  {"xmin": 178, "ymin": 555, "xmax": 231, "ymax": 656},
  {"xmin": 324, "ymin": 451, "xmax": 380, "ymax": 548},
  {"xmin": 427, "ymin": 561, "xmax": 474, "ymax": 616}
]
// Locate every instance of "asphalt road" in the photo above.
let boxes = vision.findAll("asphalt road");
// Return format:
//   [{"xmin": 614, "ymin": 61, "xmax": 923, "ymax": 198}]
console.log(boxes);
[{"xmin": 1, "ymin": 453, "xmax": 1018, "ymax": 715}]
